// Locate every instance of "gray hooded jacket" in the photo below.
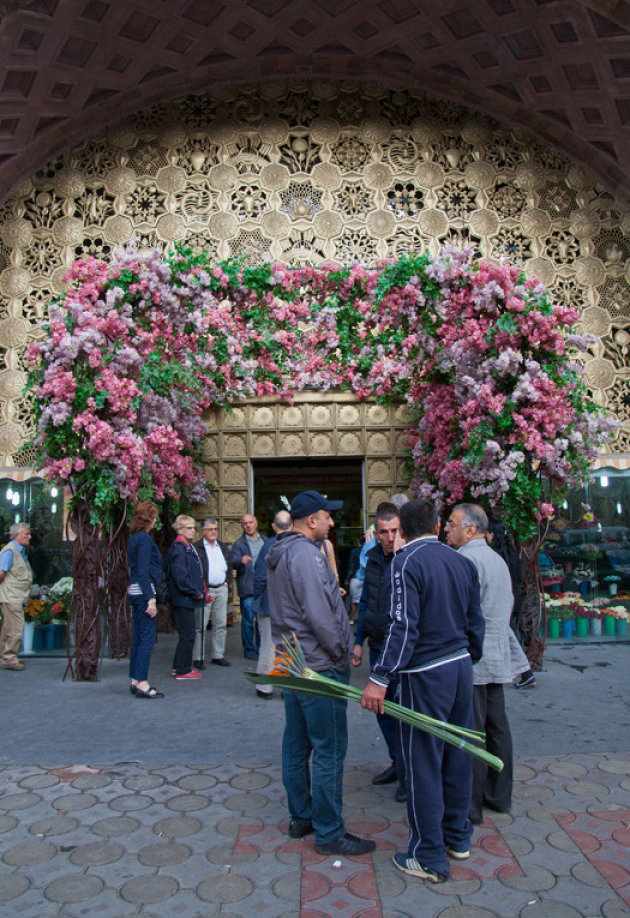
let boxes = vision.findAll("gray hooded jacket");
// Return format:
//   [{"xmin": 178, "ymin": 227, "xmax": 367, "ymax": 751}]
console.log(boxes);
[{"xmin": 266, "ymin": 531, "xmax": 352, "ymax": 672}]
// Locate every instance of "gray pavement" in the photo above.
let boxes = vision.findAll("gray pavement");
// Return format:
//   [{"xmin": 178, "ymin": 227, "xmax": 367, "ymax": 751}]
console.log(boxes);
[{"xmin": 0, "ymin": 628, "xmax": 629, "ymax": 916}]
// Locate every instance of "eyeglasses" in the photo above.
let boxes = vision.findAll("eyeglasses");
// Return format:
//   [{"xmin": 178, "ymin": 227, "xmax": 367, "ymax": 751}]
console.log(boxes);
[{"xmin": 445, "ymin": 519, "xmax": 467, "ymax": 528}]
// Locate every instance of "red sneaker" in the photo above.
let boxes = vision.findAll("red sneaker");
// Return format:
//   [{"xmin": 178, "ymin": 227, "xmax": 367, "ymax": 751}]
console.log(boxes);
[{"xmin": 175, "ymin": 670, "xmax": 202, "ymax": 680}]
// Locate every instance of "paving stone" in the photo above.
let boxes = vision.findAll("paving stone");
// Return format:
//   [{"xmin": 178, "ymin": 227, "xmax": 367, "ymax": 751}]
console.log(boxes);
[
  {"xmin": 165, "ymin": 793, "xmax": 210, "ymax": 812},
  {"xmin": 138, "ymin": 841, "xmax": 192, "ymax": 866},
  {"xmin": 546, "ymin": 829, "xmax": 580, "ymax": 853},
  {"xmin": 29, "ymin": 814, "xmax": 79, "ymax": 837},
  {"xmin": 514, "ymin": 765, "xmax": 537, "ymax": 780},
  {"xmin": 222, "ymin": 792, "xmax": 269, "ymax": 812},
  {"xmin": 107, "ymin": 793, "xmax": 152, "ymax": 812},
  {"xmin": 119, "ymin": 874, "xmax": 179, "ymax": 903},
  {"xmin": 206, "ymin": 842, "xmax": 259, "ymax": 865},
  {"xmin": 0, "ymin": 815, "xmax": 18, "ymax": 832},
  {"xmin": 598, "ymin": 760, "xmax": 630, "ymax": 775},
  {"xmin": 546, "ymin": 761, "xmax": 588, "ymax": 778},
  {"xmin": 513, "ymin": 784, "xmax": 554, "ymax": 801},
  {"xmin": 229, "ymin": 772, "xmax": 270, "ymax": 790},
  {"xmin": 437, "ymin": 908, "xmax": 503, "ymax": 917},
  {"xmin": 600, "ymin": 898, "xmax": 630, "ymax": 916},
  {"xmin": 176, "ymin": 773, "xmax": 218, "ymax": 791},
  {"xmin": 0, "ymin": 874, "xmax": 30, "ymax": 902},
  {"xmin": 500, "ymin": 832, "xmax": 533, "ymax": 856},
  {"xmin": 90, "ymin": 815, "xmax": 141, "ymax": 836},
  {"xmin": 518, "ymin": 901, "xmax": 585, "ymax": 917},
  {"xmin": 498, "ymin": 864, "xmax": 557, "ymax": 891},
  {"xmin": 123, "ymin": 774, "xmax": 165, "ymax": 791},
  {"xmin": 18, "ymin": 773, "xmax": 60, "ymax": 790},
  {"xmin": 196, "ymin": 872, "xmax": 255, "ymax": 903},
  {"xmin": 51, "ymin": 792, "xmax": 98, "ymax": 812},
  {"xmin": 152, "ymin": 815, "xmax": 203, "ymax": 837},
  {"xmin": 69, "ymin": 840, "xmax": 126, "ymax": 866},
  {"xmin": 343, "ymin": 769, "xmax": 374, "ymax": 787},
  {"xmin": 525, "ymin": 805, "xmax": 572, "ymax": 822},
  {"xmin": 72, "ymin": 774, "xmax": 113, "ymax": 790},
  {"xmin": 571, "ymin": 858, "xmax": 611, "ymax": 887},
  {"xmin": 44, "ymin": 873, "xmax": 105, "ymax": 903},
  {"xmin": 565, "ymin": 780, "xmax": 611, "ymax": 798},
  {"xmin": 2, "ymin": 839, "xmax": 57, "ymax": 865},
  {"xmin": 0, "ymin": 792, "xmax": 42, "ymax": 811}
]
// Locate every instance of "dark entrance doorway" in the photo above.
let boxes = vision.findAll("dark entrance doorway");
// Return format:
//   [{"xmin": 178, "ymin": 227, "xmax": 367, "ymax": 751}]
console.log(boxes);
[{"xmin": 252, "ymin": 458, "xmax": 364, "ymax": 586}]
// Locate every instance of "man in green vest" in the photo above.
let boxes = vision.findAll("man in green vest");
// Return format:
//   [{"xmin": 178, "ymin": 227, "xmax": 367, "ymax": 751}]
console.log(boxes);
[{"xmin": 0, "ymin": 521, "xmax": 33, "ymax": 670}]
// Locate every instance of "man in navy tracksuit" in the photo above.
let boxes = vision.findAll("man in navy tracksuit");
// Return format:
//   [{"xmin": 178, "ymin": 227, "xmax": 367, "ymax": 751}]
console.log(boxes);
[{"xmin": 361, "ymin": 499, "xmax": 485, "ymax": 883}]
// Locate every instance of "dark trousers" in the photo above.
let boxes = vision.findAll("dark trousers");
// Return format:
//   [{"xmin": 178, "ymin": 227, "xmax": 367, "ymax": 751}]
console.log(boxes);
[
  {"xmin": 172, "ymin": 606, "xmax": 197, "ymax": 675},
  {"xmin": 128, "ymin": 596, "xmax": 157, "ymax": 682},
  {"xmin": 471, "ymin": 683, "xmax": 513, "ymax": 822},
  {"xmin": 398, "ymin": 657, "xmax": 474, "ymax": 876},
  {"xmin": 369, "ymin": 647, "xmax": 398, "ymax": 763}
]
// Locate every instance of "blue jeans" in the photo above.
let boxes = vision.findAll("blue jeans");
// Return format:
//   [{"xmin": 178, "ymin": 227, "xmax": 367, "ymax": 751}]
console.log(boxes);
[
  {"xmin": 239, "ymin": 595, "xmax": 259, "ymax": 657},
  {"xmin": 282, "ymin": 667, "xmax": 350, "ymax": 844},
  {"xmin": 128, "ymin": 596, "xmax": 157, "ymax": 682}
]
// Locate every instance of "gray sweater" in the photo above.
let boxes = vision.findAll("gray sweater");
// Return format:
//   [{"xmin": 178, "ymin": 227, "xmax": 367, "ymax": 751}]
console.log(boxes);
[
  {"xmin": 458, "ymin": 538, "xmax": 514, "ymax": 685},
  {"xmin": 266, "ymin": 531, "xmax": 352, "ymax": 672}
]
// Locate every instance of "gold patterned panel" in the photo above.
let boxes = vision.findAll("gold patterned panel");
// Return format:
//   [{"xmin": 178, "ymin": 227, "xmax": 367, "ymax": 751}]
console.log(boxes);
[
  {"xmin": 310, "ymin": 432, "xmax": 334, "ymax": 455},
  {"xmin": 221, "ymin": 434, "xmax": 247, "ymax": 458},
  {"xmin": 222, "ymin": 462, "xmax": 248, "ymax": 488},
  {"xmin": 250, "ymin": 433, "xmax": 276, "ymax": 457},
  {"xmin": 337, "ymin": 431, "xmax": 364, "ymax": 455},
  {"xmin": 249, "ymin": 405, "xmax": 277, "ymax": 429},
  {"xmin": 367, "ymin": 459, "xmax": 393, "ymax": 483},
  {"xmin": 278, "ymin": 432, "xmax": 306, "ymax": 457},
  {"xmin": 222, "ymin": 491, "xmax": 249, "ymax": 517},
  {"xmin": 0, "ymin": 80, "xmax": 628, "ymax": 467}
]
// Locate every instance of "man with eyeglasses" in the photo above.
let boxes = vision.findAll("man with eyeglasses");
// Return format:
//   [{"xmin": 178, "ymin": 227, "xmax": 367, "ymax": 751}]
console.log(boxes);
[
  {"xmin": 194, "ymin": 519, "xmax": 233, "ymax": 669},
  {"xmin": 445, "ymin": 503, "xmax": 515, "ymax": 826},
  {"xmin": 361, "ymin": 499, "xmax": 484, "ymax": 884}
]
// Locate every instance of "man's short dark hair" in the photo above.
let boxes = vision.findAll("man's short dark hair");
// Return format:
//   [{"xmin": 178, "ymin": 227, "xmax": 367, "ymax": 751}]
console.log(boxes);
[
  {"xmin": 399, "ymin": 500, "xmax": 438, "ymax": 539},
  {"xmin": 373, "ymin": 502, "xmax": 397, "ymax": 528},
  {"xmin": 374, "ymin": 510, "xmax": 399, "ymax": 529}
]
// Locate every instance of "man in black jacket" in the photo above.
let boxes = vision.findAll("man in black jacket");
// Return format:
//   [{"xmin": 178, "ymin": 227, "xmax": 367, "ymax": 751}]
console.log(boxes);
[
  {"xmin": 351, "ymin": 504, "xmax": 404, "ymax": 798},
  {"xmin": 194, "ymin": 518, "xmax": 233, "ymax": 669}
]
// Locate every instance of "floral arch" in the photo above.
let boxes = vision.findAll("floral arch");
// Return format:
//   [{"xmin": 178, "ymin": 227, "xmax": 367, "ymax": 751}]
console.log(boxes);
[{"xmin": 28, "ymin": 243, "xmax": 612, "ymax": 679}]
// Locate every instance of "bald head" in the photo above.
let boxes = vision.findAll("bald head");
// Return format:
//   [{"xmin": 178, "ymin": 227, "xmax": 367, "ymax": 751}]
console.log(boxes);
[{"xmin": 273, "ymin": 510, "xmax": 292, "ymax": 532}]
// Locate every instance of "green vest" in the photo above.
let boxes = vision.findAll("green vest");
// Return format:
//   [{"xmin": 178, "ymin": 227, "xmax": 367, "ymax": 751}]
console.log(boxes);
[{"xmin": 0, "ymin": 542, "xmax": 33, "ymax": 604}]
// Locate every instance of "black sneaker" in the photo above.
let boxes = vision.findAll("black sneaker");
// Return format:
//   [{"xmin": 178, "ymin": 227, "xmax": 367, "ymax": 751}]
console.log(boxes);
[
  {"xmin": 315, "ymin": 832, "xmax": 376, "ymax": 856},
  {"xmin": 372, "ymin": 763, "xmax": 397, "ymax": 785},
  {"xmin": 392, "ymin": 853, "xmax": 448, "ymax": 882},
  {"xmin": 288, "ymin": 818, "xmax": 314, "ymax": 839},
  {"xmin": 193, "ymin": 660, "xmax": 206, "ymax": 670},
  {"xmin": 513, "ymin": 671, "xmax": 536, "ymax": 689},
  {"xmin": 395, "ymin": 783, "xmax": 407, "ymax": 803}
]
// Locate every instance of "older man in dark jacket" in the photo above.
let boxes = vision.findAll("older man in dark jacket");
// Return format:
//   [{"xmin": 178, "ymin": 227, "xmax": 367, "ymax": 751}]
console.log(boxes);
[{"xmin": 266, "ymin": 490, "xmax": 375, "ymax": 858}]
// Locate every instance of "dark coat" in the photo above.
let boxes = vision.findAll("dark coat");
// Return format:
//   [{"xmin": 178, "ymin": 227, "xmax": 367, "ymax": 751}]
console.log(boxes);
[
  {"xmin": 165, "ymin": 538, "xmax": 205, "ymax": 610},
  {"xmin": 127, "ymin": 531, "xmax": 163, "ymax": 604},
  {"xmin": 355, "ymin": 542, "xmax": 394, "ymax": 652},
  {"xmin": 194, "ymin": 538, "xmax": 234, "ymax": 603},
  {"xmin": 231, "ymin": 532, "xmax": 267, "ymax": 598}
]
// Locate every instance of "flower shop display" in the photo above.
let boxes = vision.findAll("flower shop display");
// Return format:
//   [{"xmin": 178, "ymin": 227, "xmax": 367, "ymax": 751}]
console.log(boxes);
[
  {"xmin": 27, "ymin": 245, "xmax": 614, "ymax": 679},
  {"xmin": 605, "ymin": 575, "xmax": 622, "ymax": 596}
]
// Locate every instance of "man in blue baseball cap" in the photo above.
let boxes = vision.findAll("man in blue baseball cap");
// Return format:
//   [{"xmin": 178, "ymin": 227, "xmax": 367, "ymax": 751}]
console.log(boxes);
[{"xmin": 266, "ymin": 490, "xmax": 376, "ymax": 857}]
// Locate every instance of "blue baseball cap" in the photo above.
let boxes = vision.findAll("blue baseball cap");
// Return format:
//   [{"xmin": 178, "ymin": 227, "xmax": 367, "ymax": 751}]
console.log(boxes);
[{"xmin": 290, "ymin": 490, "xmax": 343, "ymax": 519}]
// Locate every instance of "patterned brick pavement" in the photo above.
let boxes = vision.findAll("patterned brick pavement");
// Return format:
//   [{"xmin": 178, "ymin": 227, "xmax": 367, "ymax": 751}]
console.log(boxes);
[{"xmin": 1, "ymin": 754, "xmax": 630, "ymax": 916}]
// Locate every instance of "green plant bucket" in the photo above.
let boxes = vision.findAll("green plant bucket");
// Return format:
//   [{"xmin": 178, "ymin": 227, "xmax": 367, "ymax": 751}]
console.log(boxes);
[
  {"xmin": 575, "ymin": 617, "xmax": 589, "ymax": 637},
  {"xmin": 604, "ymin": 616, "xmax": 616, "ymax": 636},
  {"xmin": 548, "ymin": 619, "xmax": 560, "ymax": 639}
]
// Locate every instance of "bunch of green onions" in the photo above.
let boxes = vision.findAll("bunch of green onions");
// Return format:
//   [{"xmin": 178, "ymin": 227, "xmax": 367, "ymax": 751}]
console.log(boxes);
[{"xmin": 247, "ymin": 633, "xmax": 503, "ymax": 772}]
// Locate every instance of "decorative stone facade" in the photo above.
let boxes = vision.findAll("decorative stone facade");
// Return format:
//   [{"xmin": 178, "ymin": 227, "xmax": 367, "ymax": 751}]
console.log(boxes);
[
  {"xmin": 0, "ymin": 81, "xmax": 628, "ymax": 494},
  {"xmin": 201, "ymin": 393, "xmax": 410, "ymax": 543}
]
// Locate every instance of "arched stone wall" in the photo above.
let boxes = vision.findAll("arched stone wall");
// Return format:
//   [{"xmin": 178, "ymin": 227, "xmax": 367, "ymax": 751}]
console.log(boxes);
[{"xmin": 0, "ymin": 81, "xmax": 628, "ymax": 473}]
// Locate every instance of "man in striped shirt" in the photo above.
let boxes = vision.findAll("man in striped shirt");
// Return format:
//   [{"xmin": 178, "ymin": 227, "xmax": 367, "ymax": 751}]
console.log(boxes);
[{"xmin": 361, "ymin": 499, "xmax": 485, "ymax": 884}]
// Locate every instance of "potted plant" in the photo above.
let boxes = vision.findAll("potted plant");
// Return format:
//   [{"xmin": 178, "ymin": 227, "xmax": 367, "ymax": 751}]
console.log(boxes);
[{"xmin": 604, "ymin": 575, "xmax": 622, "ymax": 596}]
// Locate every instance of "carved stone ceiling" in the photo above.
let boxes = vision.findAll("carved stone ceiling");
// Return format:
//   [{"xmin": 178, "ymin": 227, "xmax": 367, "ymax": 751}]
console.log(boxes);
[{"xmin": 1, "ymin": 0, "xmax": 630, "ymax": 205}]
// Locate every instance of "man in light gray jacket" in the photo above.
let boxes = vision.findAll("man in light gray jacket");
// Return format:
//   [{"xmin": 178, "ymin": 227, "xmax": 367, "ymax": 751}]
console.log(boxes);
[
  {"xmin": 266, "ymin": 489, "xmax": 376, "ymax": 858},
  {"xmin": 446, "ymin": 503, "xmax": 514, "ymax": 825}
]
